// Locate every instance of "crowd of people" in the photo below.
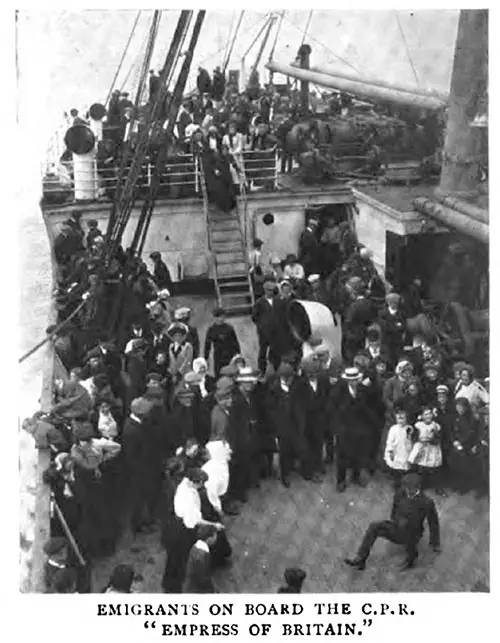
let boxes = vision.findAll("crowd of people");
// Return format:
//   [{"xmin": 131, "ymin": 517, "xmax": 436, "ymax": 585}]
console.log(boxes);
[
  {"xmin": 55, "ymin": 65, "xmax": 340, "ymax": 208},
  {"xmin": 29, "ymin": 158, "xmax": 490, "ymax": 592}
]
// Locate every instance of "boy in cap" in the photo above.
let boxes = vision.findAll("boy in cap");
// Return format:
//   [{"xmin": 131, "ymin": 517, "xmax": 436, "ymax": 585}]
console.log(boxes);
[
  {"xmin": 277, "ymin": 567, "xmax": 307, "ymax": 593},
  {"xmin": 344, "ymin": 472, "xmax": 440, "ymax": 571},
  {"xmin": 204, "ymin": 307, "xmax": 241, "ymax": 377}
]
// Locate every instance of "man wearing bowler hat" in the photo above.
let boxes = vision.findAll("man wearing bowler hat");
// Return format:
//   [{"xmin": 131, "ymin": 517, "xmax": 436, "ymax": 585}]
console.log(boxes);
[{"xmin": 252, "ymin": 279, "xmax": 280, "ymax": 375}]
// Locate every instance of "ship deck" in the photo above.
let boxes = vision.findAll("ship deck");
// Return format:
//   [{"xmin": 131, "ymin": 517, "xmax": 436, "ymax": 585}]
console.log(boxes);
[{"xmin": 90, "ymin": 295, "xmax": 489, "ymax": 594}]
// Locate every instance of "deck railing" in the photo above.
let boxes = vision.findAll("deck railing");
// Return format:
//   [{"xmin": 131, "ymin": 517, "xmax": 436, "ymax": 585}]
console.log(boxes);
[{"xmin": 42, "ymin": 150, "xmax": 279, "ymax": 204}]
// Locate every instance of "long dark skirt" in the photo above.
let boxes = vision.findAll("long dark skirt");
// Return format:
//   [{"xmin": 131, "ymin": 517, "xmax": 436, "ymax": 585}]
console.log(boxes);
[{"xmin": 161, "ymin": 516, "xmax": 196, "ymax": 593}]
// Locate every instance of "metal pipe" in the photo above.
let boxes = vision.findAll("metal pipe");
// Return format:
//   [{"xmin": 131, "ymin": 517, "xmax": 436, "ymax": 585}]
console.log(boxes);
[
  {"xmin": 412, "ymin": 197, "xmax": 488, "ymax": 244},
  {"xmin": 305, "ymin": 64, "xmax": 449, "ymax": 102},
  {"xmin": 266, "ymin": 60, "xmax": 446, "ymax": 110},
  {"xmin": 434, "ymin": 193, "xmax": 488, "ymax": 223}
]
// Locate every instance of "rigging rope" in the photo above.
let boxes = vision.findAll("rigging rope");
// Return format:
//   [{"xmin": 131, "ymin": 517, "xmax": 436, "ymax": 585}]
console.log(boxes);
[
  {"xmin": 301, "ymin": 10, "xmax": 314, "ymax": 46},
  {"xmin": 136, "ymin": 11, "xmax": 207, "ymax": 257},
  {"xmin": 281, "ymin": 12, "xmax": 361, "ymax": 74},
  {"xmin": 223, "ymin": 11, "xmax": 245, "ymax": 73},
  {"xmin": 223, "ymin": 11, "xmax": 237, "ymax": 67},
  {"xmin": 394, "ymin": 11, "xmax": 421, "ymax": 88},
  {"xmin": 18, "ymin": 295, "xmax": 88, "ymax": 365},
  {"xmin": 108, "ymin": 12, "xmax": 193, "ymax": 257},
  {"xmin": 104, "ymin": 11, "xmax": 142, "ymax": 106},
  {"xmin": 120, "ymin": 12, "xmax": 155, "ymax": 94},
  {"xmin": 242, "ymin": 13, "xmax": 271, "ymax": 60},
  {"xmin": 134, "ymin": 10, "xmax": 162, "ymax": 109},
  {"xmin": 268, "ymin": 10, "xmax": 284, "ymax": 62}
]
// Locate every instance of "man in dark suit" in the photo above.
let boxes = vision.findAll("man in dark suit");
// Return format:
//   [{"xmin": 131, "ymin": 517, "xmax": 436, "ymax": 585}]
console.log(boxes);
[
  {"xmin": 298, "ymin": 216, "xmax": 321, "ymax": 276},
  {"xmin": 266, "ymin": 363, "xmax": 307, "ymax": 487},
  {"xmin": 345, "ymin": 472, "xmax": 440, "ymax": 570},
  {"xmin": 182, "ymin": 524, "xmax": 218, "ymax": 593},
  {"xmin": 252, "ymin": 280, "xmax": 280, "ymax": 375},
  {"xmin": 203, "ymin": 307, "xmax": 241, "ymax": 377},
  {"xmin": 298, "ymin": 358, "xmax": 332, "ymax": 482},
  {"xmin": 150, "ymin": 251, "xmax": 173, "ymax": 292},
  {"xmin": 343, "ymin": 276, "xmax": 375, "ymax": 362},
  {"xmin": 335, "ymin": 367, "xmax": 379, "ymax": 492}
]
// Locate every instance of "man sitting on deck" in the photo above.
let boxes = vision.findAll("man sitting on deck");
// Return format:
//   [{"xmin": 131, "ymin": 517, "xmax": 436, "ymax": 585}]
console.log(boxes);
[{"xmin": 344, "ymin": 472, "xmax": 441, "ymax": 571}]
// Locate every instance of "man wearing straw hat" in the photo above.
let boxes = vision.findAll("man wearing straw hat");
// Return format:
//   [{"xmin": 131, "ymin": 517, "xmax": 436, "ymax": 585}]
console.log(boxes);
[
  {"xmin": 228, "ymin": 367, "xmax": 261, "ymax": 501},
  {"xmin": 335, "ymin": 366, "xmax": 378, "ymax": 492}
]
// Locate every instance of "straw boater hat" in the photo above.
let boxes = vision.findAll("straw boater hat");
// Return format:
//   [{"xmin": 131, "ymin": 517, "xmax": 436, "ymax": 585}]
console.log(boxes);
[
  {"xmin": 235, "ymin": 366, "xmax": 259, "ymax": 383},
  {"xmin": 167, "ymin": 322, "xmax": 188, "ymax": 339},
  {"xmin": 341, "ymin": 366, "xmax": 363, "ymax": 381},
  {"xmin": 307, "ymin": 274, "xmax": 320, "ymax": 284},
  {"xmin": 436, "ymin": 384, "xmax": 449, "ymax": 394}
]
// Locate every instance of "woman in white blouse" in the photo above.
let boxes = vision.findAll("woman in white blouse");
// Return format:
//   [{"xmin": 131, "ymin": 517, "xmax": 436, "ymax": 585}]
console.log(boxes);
[{"xmin": 162, "ymin": 468, "xmax": 222, "ymax": 593}]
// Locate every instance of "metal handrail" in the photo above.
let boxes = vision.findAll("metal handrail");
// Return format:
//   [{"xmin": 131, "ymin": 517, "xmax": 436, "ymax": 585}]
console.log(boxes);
[{"xmin": 42, "ymin": 150, "xmax": 280, "ymax": 200}]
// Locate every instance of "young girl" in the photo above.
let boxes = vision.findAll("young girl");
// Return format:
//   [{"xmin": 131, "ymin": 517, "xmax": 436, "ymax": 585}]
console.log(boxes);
[
  {"xmin": 408, "ymin": 406, "xmax": 445, "ymax": 495},
  {"xmin": 384, "ymin": 407, "xmax": 414, "ymax": 489}
]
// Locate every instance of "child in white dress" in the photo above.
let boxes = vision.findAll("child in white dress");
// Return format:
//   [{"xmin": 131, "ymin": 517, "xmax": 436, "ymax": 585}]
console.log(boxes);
[{"xmin": 408, "ymin": 406, "xmax": 445, "ymax": 495}]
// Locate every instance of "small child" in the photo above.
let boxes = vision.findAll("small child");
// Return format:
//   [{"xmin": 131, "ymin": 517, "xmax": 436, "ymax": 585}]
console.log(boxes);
[
  {"xmin": 408, "ymin": 406, "xmax": 445, "ymax": 495},
  {"xmin": 384, "ymin": 407, "xmax": 414, "ymax": 489}
]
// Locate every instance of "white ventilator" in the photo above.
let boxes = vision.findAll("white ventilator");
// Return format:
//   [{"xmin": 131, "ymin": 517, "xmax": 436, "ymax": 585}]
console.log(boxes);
[
  {"xmin": 288, "ymin": 300, "xmax": 342, "ymax": 362},
  {"xmin": 72, "ymin": 150, "xmax": 98, "ymax": 201}
]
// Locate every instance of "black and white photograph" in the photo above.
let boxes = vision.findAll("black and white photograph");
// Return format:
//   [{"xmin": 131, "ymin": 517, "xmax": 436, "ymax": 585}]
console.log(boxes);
[{"xmin": 16, "ymin": 7, "xmax": 489, "ymax": 598}]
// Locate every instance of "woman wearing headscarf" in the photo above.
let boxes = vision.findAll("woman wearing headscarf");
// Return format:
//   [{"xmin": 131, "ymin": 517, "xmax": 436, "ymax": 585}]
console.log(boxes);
[
  {"xmin": 191, "ymin": 358, "xmax": 216, "ymax": 445},
  {"xmin": 383, "ymin": 360, "xmax": 414, "ymax": 422},
  {"xmin": 192, "ymin": 358, "xmax": 216, "ymax": 398},
  {"xmin": 449, "ymin": 397, "xmax": 483, "ymax": 493},
  {"xmin": 378, "ymin": 292, "xmax": 407, "ymax": 367}
]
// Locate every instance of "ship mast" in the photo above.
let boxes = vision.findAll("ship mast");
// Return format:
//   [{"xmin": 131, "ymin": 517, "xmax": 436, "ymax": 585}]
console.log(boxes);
[{"xmin": 438, "ymin": 9, "xmax": 488, "ymax": 199}]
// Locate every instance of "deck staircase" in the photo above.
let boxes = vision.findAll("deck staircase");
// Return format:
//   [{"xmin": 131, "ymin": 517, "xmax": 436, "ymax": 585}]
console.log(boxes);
[{"xmin": 199, "ymin": 161, "xmax": 254, "ymax": 316}]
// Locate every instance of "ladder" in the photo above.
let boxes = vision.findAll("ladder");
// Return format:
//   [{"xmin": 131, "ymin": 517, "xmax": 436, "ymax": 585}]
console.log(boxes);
[{"xmin": 199, "ymin": 157, "xmax": 254, "ymax": 316}]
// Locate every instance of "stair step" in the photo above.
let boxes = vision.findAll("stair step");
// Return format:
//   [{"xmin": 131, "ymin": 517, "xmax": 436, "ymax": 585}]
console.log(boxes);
[
  {"xmin": 221, "ymin": 293, "xmax": 252, "ymax": 307},
  {"xmin": 219, "ymin": 280, "xmax": 250, "ymax": 291},
  {"xmin": 218, "ymin": 275, "xmax": 249, "ymax": 285},
  {"xmin": 217, "ymin": 262, "xmax": 247, "ymax": 277},
  {"xmin": 212, "ymin": 240, "xmax": 244, "ymax": 253},
  {"xmin": 216, "ymin": 251, "xmax": 246, "ymax": 265},
  {"xmin": 223, "ymin": 303, "xmax": 252, "ymax": 317},
  {"xmin": 209, "ymin": 219, "xmax": 241, "ymax": 231}
]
